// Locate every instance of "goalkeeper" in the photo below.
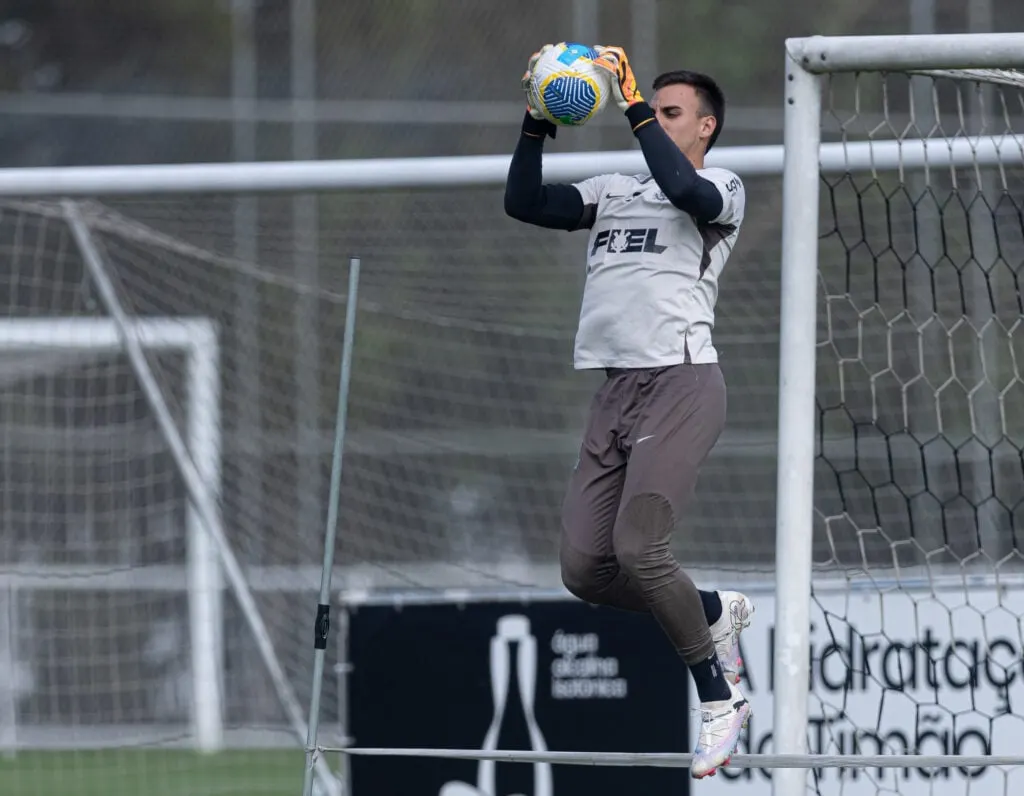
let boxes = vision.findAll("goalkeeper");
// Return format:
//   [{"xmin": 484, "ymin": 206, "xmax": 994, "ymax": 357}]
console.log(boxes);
[{"xmin": 504, "ymin": 45, "xmax": 752, "ymax": 779}]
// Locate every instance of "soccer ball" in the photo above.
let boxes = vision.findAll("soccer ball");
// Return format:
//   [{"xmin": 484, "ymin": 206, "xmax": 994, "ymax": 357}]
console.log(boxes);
[{"xmin": 524, "ymin": 42, "xmax": 611, "ymax": 126}]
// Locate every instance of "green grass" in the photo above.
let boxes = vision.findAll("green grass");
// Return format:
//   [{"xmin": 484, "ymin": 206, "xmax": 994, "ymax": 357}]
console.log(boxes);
[{"xmin": 0, "ymin": 750, "xmax": 328, "ymax": 796}]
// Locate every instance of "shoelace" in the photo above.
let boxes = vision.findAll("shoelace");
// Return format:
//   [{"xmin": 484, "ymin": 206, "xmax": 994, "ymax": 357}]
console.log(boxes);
[{"xmin": 694, "ymin": 707, "xmax": 737, "ymax": 747}]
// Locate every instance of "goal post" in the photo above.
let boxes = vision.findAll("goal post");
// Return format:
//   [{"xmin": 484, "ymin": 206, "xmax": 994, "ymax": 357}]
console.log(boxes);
[
  {"xmin": 0, "ymin": 315, "xmax": 224, "ymax": 752},
  {"xmin": 773, "ymin": 38, "xmax": 823, "ymax": 796},
  {"xmin": 776, "ymin": 32, "xmax": 1024, "ymax": 796}
]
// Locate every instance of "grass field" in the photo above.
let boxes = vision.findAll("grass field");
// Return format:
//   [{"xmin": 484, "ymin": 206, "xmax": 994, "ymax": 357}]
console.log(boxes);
[{"xmin": 0, "ymin": 750, "xmax": 336, "ymax": 796}]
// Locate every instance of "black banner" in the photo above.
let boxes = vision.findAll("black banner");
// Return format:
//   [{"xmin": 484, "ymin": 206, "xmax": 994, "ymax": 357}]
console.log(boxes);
[{"xmin": 348, "ymin": 599, "xmax": 689, "ymax": 796}]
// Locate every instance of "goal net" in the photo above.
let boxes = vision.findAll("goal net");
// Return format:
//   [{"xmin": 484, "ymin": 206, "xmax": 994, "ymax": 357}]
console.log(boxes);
[
  {"xmin": 0, "ymin": 176, "xmax": 786, "ymax": 791},
  {"xmin": 0, "ymin": 202, "xmax": 341, "ymax": 795},
  {"xmin": 769, "ymin": 50, "xmax": 1024, "ymax": 795}
]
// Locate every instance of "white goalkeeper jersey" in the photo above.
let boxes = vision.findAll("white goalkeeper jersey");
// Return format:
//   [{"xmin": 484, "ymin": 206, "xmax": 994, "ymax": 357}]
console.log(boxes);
[{"xmin": 569, "ymin": 167, "xmax": 744, "ymax": 369}]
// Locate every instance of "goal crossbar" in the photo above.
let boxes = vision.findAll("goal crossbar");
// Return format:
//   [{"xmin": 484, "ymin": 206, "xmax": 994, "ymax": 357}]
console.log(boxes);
[
  {"xmin": 789, "ymin": 32, "xmax": 1024, "ymax": 73},
  {"xmin": 0, "ymin": 137, "xmax": 1020, "ymax": 196}
]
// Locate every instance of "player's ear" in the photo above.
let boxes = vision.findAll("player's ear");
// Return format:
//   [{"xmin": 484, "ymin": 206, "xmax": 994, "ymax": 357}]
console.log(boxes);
[{"xmin": 699, "ymin": 114, "xmax": 717, "ymax": 147}]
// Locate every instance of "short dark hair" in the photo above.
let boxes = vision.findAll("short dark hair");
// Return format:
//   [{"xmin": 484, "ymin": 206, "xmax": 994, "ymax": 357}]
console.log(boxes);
[{"xmin": 651, "ymin": 70, "xmax": 726, "ymax": 152}]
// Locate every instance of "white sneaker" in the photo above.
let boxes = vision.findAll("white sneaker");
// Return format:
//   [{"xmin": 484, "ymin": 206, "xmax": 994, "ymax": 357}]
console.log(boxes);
[
  {"xmin": 691, "ymin": 679, "xmax": 751, "ymax": 779},
  {"xmin": 709, "ymin": 591, "xmax": 754, "ymax": 685}
]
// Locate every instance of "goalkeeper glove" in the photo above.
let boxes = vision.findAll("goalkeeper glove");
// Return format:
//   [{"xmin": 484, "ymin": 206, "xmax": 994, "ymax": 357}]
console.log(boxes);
[
  {"xmin": 521, "ymin": 44, "xmax": 554, "ymax": 121},
  {"xmin": 593, "ymin": 46, "xmax": 645, "ymax": 112},
  {"xmin": 520, "ymin": 44, "xmax": 557, "ymax": 138}
]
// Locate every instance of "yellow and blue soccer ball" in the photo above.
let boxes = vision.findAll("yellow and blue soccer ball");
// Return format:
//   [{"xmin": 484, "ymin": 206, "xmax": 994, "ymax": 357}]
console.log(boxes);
[{"xmin": 524, "ymin": 42, "xmax": 610, "ymax": 126}]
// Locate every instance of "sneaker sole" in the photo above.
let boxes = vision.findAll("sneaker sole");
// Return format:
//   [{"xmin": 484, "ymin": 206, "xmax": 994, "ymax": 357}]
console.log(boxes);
[{"xmin": 691, "ymin": 704, "xmax": 752, "ymax": 780}]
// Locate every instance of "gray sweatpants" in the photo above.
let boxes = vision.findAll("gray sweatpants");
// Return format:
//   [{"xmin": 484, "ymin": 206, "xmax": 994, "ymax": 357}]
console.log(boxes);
[{"xmin": 559, "ymin": 362, "xmax": 727, "ymax": 665}]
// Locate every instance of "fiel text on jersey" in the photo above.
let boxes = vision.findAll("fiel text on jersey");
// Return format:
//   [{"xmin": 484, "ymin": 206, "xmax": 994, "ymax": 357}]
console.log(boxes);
[{"xmin": 590, "ymin": 227, "xmax": 667, "ymax": 257}]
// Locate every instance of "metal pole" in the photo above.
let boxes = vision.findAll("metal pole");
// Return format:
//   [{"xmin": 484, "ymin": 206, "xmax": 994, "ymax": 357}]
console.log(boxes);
[
  {"xmin": 572, "ymin": 0, "xmax": 601, "ymax": 150},
  {"xmin": 907, "ymin": 0, "xmax": 943, "ymax": 562},
  {"xmin": 231, "ymin": 0, "xmax": 263, "ymax": 565},
  {"xmin": 630, "ymin": 0, "xmax": 658, "ymax": 150},
  {"xmin": 292, "ymin": 0, "xmax": 322, "ymax": 549},
  {"xmin": 303, "ymin": 258, "xmax": 361, "ymax": 796},
  {"xmin": 966, "ymin": 0, "xmax": 1002, "ymax": 559},
  {"xmin": 772, "ymin": 47, "xmax": 822, "ymax": 796},
  {"xmin": 0, "ymin": 585, "xmax": 16, "ymax": 758}
]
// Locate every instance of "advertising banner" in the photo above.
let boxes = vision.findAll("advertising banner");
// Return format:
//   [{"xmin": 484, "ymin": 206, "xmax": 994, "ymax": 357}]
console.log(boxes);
[
  {"xmin": 349, "ymin": 599, "xmax": 690, "ymax": 796},
  {"xmin": 686, "ymin": 586, "xmax": 1024, "ymax": 795}
]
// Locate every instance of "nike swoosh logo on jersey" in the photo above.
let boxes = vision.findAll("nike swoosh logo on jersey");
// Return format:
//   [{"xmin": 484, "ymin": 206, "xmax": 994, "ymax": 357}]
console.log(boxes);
[{"xmin": 604, "ymin": 190, "xmax": 669, "ymax": 202}]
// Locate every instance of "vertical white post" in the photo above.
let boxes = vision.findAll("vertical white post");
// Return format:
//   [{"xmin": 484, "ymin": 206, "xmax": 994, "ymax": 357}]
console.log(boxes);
[
  {"xmin": 773, "ymin": 45, "xmax": 821, "ymax": 796},
  {"xmin": 966, "ymin": 0, "xmax": 1004, "ymax": 560},
  {"xmin": 302, "ymin": 258, "xmax": 360, "ymax": 796},
  {"xmin": 231, "ymin": 0, "xmax": 264, "ymax": 564},
  {"xmin": 0, "ymin": 585, "xmax": 16, "ymax": 757},
  {"xmin": 187, "ymin": 325, "xmax": 224, "ymax": 753},
  {"xmin": 906, "ymin": 2, "xmax": 945, "ymax": 559},
  {"xmin": 630, "ymin": 0, "xmax": 658, "ymax": 145},
  {"xmin": 292, "ymin": 0, "xmax": 322, "ymax": 546},
  {"xmin": 572, "ymin": 0, "xmax": 601, "ymax": 151}
]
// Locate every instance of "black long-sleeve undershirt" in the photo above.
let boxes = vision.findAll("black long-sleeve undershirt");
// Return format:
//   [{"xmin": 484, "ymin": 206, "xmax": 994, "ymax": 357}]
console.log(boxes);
[
  {"xmin": 503, "ymin": 103, "xmax": 725, "ymax": 230},
  {"xmin": 503, "ymin": 113, "xmax": 588, "ymax": 231},
  {"xmin": 625, "ymin": 103, "xmax": 725, "ymax": 222}
]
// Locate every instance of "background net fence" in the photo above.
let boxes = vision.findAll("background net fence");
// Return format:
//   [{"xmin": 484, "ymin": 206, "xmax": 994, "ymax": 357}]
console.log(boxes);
[{"xmin": 0, "ymin": 174, "xmax": 785, "ymax": 794}]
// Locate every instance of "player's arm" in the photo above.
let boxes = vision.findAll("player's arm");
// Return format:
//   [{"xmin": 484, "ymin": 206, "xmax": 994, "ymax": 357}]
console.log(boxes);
[
  {"xmin": 503, "ymin": 111, "xmax": 594, "ymax": 231},
  {"xmin": 594, "ymin": 47, "xmax": 727, "ymax": 225},
  {"xmin": 629, "ymin": 109, "xmax": 724, "ymax": 222},
  {"xmin": 504, "ymin": 47, "xmax": 595, "ymax": 231}
]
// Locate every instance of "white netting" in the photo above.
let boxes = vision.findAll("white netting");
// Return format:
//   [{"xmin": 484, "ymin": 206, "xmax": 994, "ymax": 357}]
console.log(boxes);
[
  {"xmin": 0, "ymin": 171, "xmax": 786, "ymax": 790},
  {"xmin": 793, "ymin": 70, "xmax": 1024, "ymax": 795},
  {"xmin": 0, "ymin": 208, "xmax": 342, "ymax": 795},
  {"xmin": 0, "ymin": 186, "xmax": 784, "ymax": 591}
]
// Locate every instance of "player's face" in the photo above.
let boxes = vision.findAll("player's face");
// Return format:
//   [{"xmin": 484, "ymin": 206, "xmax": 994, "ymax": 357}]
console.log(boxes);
[{"xmin": 651, "ymin": 83, "xmax": 717, "ymax": 161}]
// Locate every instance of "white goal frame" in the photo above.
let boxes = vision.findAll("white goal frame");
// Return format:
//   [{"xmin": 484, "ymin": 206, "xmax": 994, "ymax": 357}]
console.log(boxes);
[
  {"xmin": 0, "ymin": 316, "xmax": 223, "ymax": 751},
  {"xmin": 775, "ymin": 32, "xmax": 1024, "ymax": 796}
]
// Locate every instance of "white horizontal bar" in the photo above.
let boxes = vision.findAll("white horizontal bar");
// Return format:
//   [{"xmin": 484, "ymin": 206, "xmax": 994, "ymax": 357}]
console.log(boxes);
[
  {"xmin": 0, "ymin": 92, "xmax": 789, "ymax": 132},
  {"xmin": 8, "ymin": 724, "xmax": 301, "ymax": 750},
  {"xmin": 789, "ymin": 33, "xmax": 1024, "ymax": 73},
  {"xmin": 0, "ymin": 422, "xmax": 1015, "ymax": 463},
  {"xmin": 2, "ymin": 563, "xmax": 1013, "ymax": 598},
  {"xmin": 0, "ymin": 94, "xmax": 529, "ymax": 125},
  {"xmin": 335, "ymin": 747, "xmax": 1024, "ymax": 770},
  {"xmin": 0, "ymin": 135, "xmax": 1019, "ymax": 196},
  {"xmin": 0, "ymin": 317, "xmax": 215, "ymax": 351}
]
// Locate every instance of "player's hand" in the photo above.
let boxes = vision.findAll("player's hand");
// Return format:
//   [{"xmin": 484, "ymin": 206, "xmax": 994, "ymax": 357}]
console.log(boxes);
[
  {"xmin": 522, "ymin": 44, "xmax": 554, "ymax": 120},
  {"xmin": 593, "ymin": 45, "xmax": 644, "ymax": 112}
]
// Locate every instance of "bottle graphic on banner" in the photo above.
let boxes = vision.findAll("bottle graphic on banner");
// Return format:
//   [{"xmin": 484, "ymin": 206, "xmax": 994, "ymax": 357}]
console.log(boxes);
[{"xmin": 439, "ymin": 615, "xmax": 553, "ymax": 796}]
